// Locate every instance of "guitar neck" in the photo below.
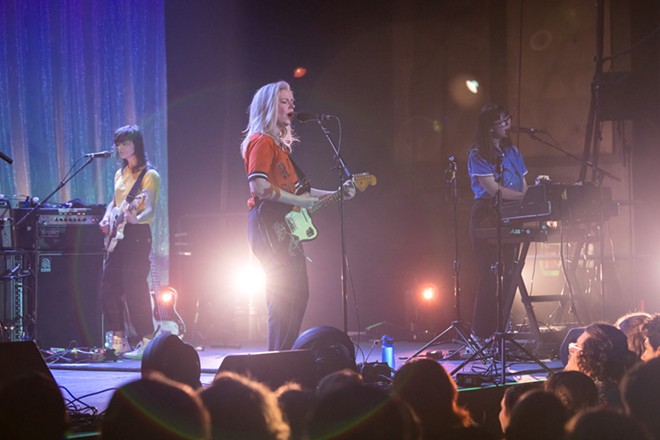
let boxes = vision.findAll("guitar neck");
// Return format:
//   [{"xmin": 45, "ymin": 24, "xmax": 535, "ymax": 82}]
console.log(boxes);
[{"xmin": 308, "ymin": 189, "xmax": 343, "ymax": 214}]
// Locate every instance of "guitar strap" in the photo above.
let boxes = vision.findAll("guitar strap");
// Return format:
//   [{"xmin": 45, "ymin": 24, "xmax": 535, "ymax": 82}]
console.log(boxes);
[
  {"xmin": 126, "ymin": 166, "xmax": 150, "ymax": 203},
  {"xmin": 289, "ymin": 156, "xmax": 311, "ymax": 195}
]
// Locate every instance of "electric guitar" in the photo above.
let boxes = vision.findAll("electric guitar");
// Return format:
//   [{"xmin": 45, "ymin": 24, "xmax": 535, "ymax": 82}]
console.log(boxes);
[
  {"xmin": 105, "ymin": 190, "xmax": 148, "ymax": 253},
  {"xmin": 258, "ymin": 173, "xmax": 377, "ymax": 256},
  {"xmin": 149, "ymin": 255, "xmax": 186, "ymax": 338}
]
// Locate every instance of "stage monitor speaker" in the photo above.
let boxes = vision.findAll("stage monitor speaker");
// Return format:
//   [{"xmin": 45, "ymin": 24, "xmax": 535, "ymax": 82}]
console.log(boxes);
[
  {"xmin": 35, "ymin": 252, "xmax": 104, "ymax": 349},
  {"xmin": 0, "ymin": 341, "xmax": 55, "ymax": 388},
  {"xmin": 559, "ymin": 326, "xmax": 586, "ymax": 366},
  {"xmin": 217, "ymin": 349, "xmax": 316, "ymax": 390}
]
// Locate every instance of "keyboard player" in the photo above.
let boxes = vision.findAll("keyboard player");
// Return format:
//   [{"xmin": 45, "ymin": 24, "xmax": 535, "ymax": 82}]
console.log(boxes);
[{"xmin": 467, "ymin": 103, "xmax": 529, "ymax": 343}]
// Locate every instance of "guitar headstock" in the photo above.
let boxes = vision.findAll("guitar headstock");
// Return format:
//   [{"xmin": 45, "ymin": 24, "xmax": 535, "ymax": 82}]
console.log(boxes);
[{"xmin": 351, "ymin": 173, "xmax": 377, "ymax": 192}]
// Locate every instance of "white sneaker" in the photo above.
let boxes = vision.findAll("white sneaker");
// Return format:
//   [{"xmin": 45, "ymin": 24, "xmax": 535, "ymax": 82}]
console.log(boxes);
[
  {"xmin": 122, "ymin": 337, "xmax": 151, "ymax": 360},
  {"xmin": 112, "ymin": 334, "xmax": 131, "ymax": 354}
]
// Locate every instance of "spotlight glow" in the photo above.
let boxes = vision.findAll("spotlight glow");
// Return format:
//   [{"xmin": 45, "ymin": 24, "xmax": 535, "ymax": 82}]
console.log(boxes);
[
  {"xmin": 420, "ymin": 284, "xmax": 439, "ymax": 302},
  {"xmin": 233, "ymin": 264, "xmax": 266, "ymax": 296},
  {"xmin": 158, "ymin": 288, "xmax": 175, "ymax": 304},
  {"xmin": 293, "ymin": 67, "xmax": 308, "ymax": 78},
  {"xmin": 465, "ymin": 80, "xmax": 479, "ymax": 94}
]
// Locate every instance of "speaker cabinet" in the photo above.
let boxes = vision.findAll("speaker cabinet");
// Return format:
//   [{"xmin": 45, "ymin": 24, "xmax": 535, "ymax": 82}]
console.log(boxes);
[
  {"xmin": 217, "ymin": 349, "xmax": 316, "ymax": 390},
  {"xmin": 35, "ymin": 252, "xmax": 104, "ymax": 349}
]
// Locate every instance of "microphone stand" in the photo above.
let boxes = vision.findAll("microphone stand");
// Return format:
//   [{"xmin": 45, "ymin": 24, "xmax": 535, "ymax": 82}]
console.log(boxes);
[
  {"xmin": 408, "ymin": 156, "xmax": 480, "ymax": 361},
  {"xmin": 15, "ymin": 156, "xmax": 99, "ymax": 230},
  {"xmin": 314, "ymin": 118, "xmax": 352, "ymax": 334},
  {"xmin": 523, "ymin": 131, "xmax": 619, "ymax": 183}
]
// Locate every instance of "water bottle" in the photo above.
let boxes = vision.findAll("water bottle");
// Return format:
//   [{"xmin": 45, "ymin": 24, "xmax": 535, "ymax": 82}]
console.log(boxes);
[{"xmin": 381, "ymin": 335, "xmax": 395, "ymax": 370}]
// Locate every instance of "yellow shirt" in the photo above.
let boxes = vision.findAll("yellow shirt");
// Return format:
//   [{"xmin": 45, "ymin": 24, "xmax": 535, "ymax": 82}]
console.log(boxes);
[{"xmin": 113, "ymin": 166, "xmax": 160, "ymax": 224}]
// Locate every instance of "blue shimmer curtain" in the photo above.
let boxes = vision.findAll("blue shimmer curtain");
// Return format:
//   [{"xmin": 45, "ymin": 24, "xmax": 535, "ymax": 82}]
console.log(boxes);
[{"xmin": 0, "ymin": 0, "xmax": 169, "ymax": 273}]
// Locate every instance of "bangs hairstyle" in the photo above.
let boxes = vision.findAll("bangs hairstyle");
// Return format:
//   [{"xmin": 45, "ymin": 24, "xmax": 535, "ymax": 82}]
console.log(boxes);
[
  {"xmin": 474, "ymin": 103, "xmax": 510, "ymax": 163},
  {"xmin": 240, "ymin": 81, "xmax": 298, "ymax": 158},
  {"xmin": 114, "ymin": 125, "xmax": 148, "ymax": 170}
]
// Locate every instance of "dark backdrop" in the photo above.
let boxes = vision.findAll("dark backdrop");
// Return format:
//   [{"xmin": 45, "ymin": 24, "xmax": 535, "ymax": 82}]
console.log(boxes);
[{"xmin": 165, "ymin": 0, "xmax": 660, "ymax": 341}]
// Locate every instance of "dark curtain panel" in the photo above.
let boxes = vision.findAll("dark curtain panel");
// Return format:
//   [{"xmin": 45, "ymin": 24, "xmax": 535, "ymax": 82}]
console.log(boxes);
[{"xmin": 0, "ymin": 0, "xmax": 169, "ymax": 271}]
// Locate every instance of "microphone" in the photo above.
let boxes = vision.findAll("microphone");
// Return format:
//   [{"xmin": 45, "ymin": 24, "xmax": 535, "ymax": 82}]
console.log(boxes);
[
  {"xmin": 511, "ymin": 126, "xmax": 542, "ymax": 134},
  {"xmin": 83, "ymin": 150, "xmax": 113, "ymax": 158},
  {"xmin": 0, "ymin": 151, "xmax": 13, "ymax": 164},
  {"xmin": 295, "ymin": 112, "xmax": 336, "ymax": 123}
]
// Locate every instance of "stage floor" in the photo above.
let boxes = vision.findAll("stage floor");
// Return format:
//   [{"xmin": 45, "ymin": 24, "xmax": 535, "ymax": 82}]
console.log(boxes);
[{"xmin": 49, "ymin": 336, "xmax": 563, "ymax": 416}]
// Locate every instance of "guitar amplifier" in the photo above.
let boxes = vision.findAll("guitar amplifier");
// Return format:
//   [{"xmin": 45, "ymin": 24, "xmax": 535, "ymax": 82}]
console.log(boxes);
[{"xmin": 14, "ymin": 206, "xmax": 106, "ymax": 251}]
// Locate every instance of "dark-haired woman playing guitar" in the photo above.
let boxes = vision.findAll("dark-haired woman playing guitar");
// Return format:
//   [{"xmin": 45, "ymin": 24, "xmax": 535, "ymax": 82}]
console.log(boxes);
[{"xmin": 99, "ymin": 125, "xmax": 160, "ymax": 360}]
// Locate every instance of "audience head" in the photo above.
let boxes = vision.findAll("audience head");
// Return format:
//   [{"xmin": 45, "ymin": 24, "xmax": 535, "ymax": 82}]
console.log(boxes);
[
  {"xmin": 308, "ymin": 383, "xmax": 421, "ymax": 440},
  {"xmin": 102, "ymin": 372, "xmax": 210, "ymax": 439},
  {"xmin": 564, "ymin": 407, "xmax": 652, "ymax": 440},
  {"xmin": 543, "ymin": 371, "xmax": 598, "ymax": 417},
  {"xmin": 498, "ymin": 382, "xmax": 540, "ymax": 433},
  {"xmin": 141, "ymin": 333, "xmax": 202, "ymax": 389},
  {"xmin": 392, "ymin": 358, "xmax": 472, "ymax": 436},
  {"xmin": 275, "ymin": 382, "xmax": 316, "ymax": 440},
  {"xmin": 316, "ymin": 368, "xmax": 363, "ymax": 398},
  {"xmin": 199, "ymin": 371, "xmax": 289, "ymax": 440},
  {"xmin": 641, "ymin": 313, "xmax": 660, "ymax": 362},
  {"xmin": 504, "ymin": 390, "xmax": 567, "ymax": 440},
  {"xmin": 565, "ymin": 322, "xmax": 638, "ymax": 404},
  {"xmin": 621, "ymin": 357, "xmax": 660, "ymax": 439},
  {"xmin": 615, "ymin": 312, "xmax": 651, "ymax": 359},
  {"xmin": 0, "ymin": 371, "xmax": 68, "ymax": 440}
]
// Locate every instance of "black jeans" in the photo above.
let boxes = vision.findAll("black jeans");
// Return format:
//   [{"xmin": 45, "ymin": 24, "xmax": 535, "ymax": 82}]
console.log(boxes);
[
  {"xmin": 100, "ymin": 223, "xmax": 153, "ymax": 343},
  {"xmin": 247, "ymin": 207, "xmax": 309, "ymax": 351},
  {"xmin": 469, "ymin": 198, "xmax": 517, "ymax": 339}
]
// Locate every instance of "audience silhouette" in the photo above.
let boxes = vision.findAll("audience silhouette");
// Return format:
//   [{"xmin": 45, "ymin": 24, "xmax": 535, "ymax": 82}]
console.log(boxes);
[
  {"xmin": 543, "ymin": 371, "xmax": 598, "ymax": 418},
  {"xmin": 0, "ymin": 371, "xmax": 68, "ymax": 440},
  {"xmin": 198, "ymin": 370, "xmax": 289, "ymax": 440},
  {"xmin": 9, "ymin": 315, "xmax": 660, "ymax": 439},
  {"xmin": 641, "ymin": 313, "xmax": 660, "ymax": 361},
  {"xmin": 621, "ymin": 356, "xmax": 660, "ymax": 439},
  {"xmin": 614, "ymin": 312, "xmax": 651, "ymax": 359},
  {"xmin": 308, "ymin": 383, "xmax": 421, "ymax": 440},
  {"xmin": 564, "ymin": 322, "xmax": 638, "ymax": 405},
  {"xmin": 101, "ymin": 371, "xmax": 210, "ymax": 439},
  {"xmin": 503, "ymin": 390, "xmax": 567, "ymax": 440},
  {"xmin": 392, "ymin": 358, "xmax": 492, "ymax": 439},
  {"xmin": 564, "ymin": 407, "xmax": 652, "ymax": 440},
  {"xmin": 275, "ymin": 382, "xmax": 316, "ymax": 440},
  {"xmin": 498, "ymin": 382, "xmax": 540, "ymax": 434},
  {"xmin": 315, "ymin": 368, "xmax": 364, "ymax": 398}
]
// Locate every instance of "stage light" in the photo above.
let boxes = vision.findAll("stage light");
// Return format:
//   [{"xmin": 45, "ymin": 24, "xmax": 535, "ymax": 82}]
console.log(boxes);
[
  {"xmin": 420, "ymin": 284, "xmax": 439, "ymax": 302},
  {"xmin": 465, "ymin": 80, "xmax": 479, "ymax": 94},
  {"xmin": 293, "ymin": 66, "xmax": 307, "ymax": 78},
  {"xmin": 156, "ymin": 287, "xmax": 175, "ymax": 305},
  {"xmin": 232, "ymin": 263, "xmax": 266, "ymax": 296},
  {"xmin": 449, "ymin": 73, "xmax": 480, "ymax": 107}
]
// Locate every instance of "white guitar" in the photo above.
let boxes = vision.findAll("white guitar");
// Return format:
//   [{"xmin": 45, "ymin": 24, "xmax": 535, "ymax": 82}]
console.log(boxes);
[
  {"xmin": 104, "ymin": 190, "xmax": 147, "ymax": 253},
  {"xmin": 258, "ymin": 173, "xmax": 377, "ymax": 255}
]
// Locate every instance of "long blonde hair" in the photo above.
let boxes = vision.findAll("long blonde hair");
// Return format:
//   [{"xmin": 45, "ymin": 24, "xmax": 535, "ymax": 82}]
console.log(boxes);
[{"xmin": 240, "ymin": 81, "xmax": 298, "ymax": 158}]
